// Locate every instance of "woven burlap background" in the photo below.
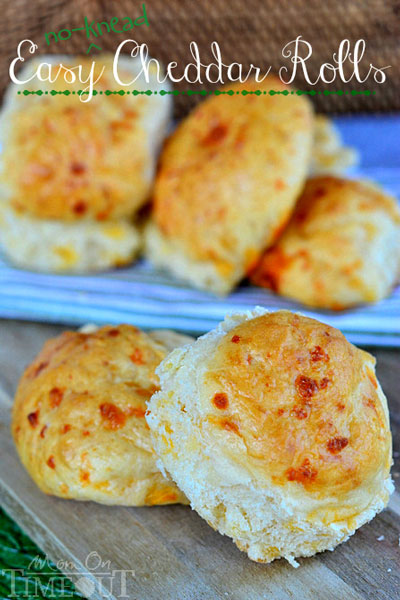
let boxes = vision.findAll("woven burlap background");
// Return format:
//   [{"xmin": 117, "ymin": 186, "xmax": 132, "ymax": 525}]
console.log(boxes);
[{"xmin": 1, "ymin": 0, "xmax": 398, "ymax": 116}]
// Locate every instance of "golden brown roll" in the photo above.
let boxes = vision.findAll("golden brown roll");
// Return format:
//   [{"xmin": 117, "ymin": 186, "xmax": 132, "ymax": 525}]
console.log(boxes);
[
  {"xmin": 147, "ymin": 309, "xmax": 393, "ymax": 565},
  {"xmin": 0, "ymin": 54, "xmax": 171, "ymax": 272},
  {"xmin": 250, "ymin": 176, "xmax": 400, "ymax": 309},
  {"xmin": 12, "ymin": 324, "xmax": 191, "ymax": 506},
  {"xmin": 145, "ymin": 77, "xmax": 314, "ymax": 295}
]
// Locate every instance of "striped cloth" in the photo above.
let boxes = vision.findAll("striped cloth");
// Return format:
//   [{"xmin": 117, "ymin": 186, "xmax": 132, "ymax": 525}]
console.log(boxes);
[{"xmin": 0, "ymin": 115, "xmax": 399, "ymax": 346}]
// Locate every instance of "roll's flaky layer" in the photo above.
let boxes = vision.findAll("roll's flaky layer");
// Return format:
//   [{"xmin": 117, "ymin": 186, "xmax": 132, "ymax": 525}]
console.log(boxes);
[
  {"xmin": 310, "ymin": 116, "xmax": 358, "ymax": 175},
  {"xmin": 0, "ymin": 204, "xmax": 141, "ymax": 272},
  {"xmin": 147, "ymin": 309, "xmax": 393, "ymax": 565},
  {"xmin": 146, "ymin": 77, "xmax": 313, "ymax": 295},
  {"xmin": 251, "ymin": 177, "xmax": 400, "ymax": 309},
  {"xmin": 12, "ymin": 324, "xmax": 191, "ymax": 506}
]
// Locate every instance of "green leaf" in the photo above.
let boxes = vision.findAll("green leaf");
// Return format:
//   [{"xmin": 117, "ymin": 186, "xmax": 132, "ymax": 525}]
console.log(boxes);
[{"xmin": 0, "ymin": 508, "xmax": 84, "ymax": 599}]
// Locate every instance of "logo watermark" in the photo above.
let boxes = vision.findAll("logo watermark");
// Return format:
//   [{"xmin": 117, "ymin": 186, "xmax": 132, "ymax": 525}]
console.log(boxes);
[{"xmin": 3, "ymin": 551, "xmax": 135, "ymax": 598}]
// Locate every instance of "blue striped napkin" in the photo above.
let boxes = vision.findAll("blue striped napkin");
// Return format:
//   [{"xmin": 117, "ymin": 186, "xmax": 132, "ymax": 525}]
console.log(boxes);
[{"xmin": 0, "ymin": 115, "xmax": 399, "ymax": 346}]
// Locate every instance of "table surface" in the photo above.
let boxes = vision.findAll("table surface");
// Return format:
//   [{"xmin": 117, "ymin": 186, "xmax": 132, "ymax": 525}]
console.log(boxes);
[{"xmin": 0, "ymin": 318, "xmax": 399, "ymax": 600}]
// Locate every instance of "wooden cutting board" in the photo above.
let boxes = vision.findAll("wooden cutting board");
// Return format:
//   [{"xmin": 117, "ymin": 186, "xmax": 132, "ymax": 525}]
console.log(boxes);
[{"xmin": 0, "ymin": 320, "xmax": 399, "ymax": 600}]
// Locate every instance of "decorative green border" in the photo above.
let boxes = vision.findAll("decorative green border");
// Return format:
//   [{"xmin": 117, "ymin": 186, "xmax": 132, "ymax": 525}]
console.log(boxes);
[{"xmin": 17, "ymin": 89, "xmax": 376, "ymax": 97}]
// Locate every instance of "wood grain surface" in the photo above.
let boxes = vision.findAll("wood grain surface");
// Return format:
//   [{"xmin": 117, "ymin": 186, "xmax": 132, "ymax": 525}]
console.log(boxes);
[{"xmin": 0, "ymin": 319, "xmax": 399, "ymax": 600}]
